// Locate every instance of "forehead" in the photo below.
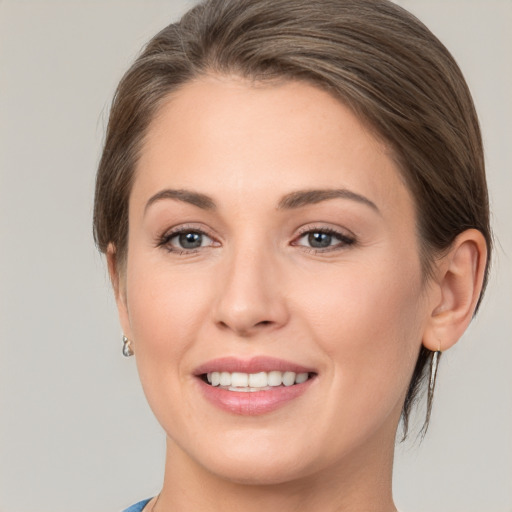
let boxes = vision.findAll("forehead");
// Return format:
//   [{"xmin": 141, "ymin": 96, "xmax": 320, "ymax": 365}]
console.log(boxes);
[{"xmin": 133, "ymin": 76, "xmax": 413, "ymax": 219}]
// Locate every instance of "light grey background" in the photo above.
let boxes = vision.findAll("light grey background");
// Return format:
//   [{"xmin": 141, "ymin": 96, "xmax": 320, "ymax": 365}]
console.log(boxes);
[{"xmin": 0, "ymin": 1, "xmax": 510, "ymax": 511}]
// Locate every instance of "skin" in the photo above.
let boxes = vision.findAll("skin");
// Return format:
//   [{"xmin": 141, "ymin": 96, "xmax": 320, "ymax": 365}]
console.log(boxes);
[{"xmin": 109, "ymin": 77, "xmax": 487, "ymax": 512}]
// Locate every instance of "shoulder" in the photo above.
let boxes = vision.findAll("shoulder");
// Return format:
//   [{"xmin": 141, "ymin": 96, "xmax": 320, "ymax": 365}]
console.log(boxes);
[{"xmin": 121, "ymin": 498, "xmax": 152, "ymax": 512}]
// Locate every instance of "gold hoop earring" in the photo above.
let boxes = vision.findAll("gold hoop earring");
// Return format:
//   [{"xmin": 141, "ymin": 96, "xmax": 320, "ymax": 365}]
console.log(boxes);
[{"xmin": 122, "ymin": 335, "xmax": 134, "ymax": 357}]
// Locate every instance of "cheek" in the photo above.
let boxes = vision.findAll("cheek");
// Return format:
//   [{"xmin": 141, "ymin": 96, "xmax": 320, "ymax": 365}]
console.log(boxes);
[
  {"xmin": 124, "ymin": 254, "xmax": 215, "ymax": 387},
  {"xmin": 123, "ymin": 257, "xmax": 216, "ymax": 428},
  {"xmin": 282, "ymin": 259, "xmax": 426, "ymax": 459},
  {"xmin": 296, "ymin": 255, "xmax": 425, "ymax": 406}
]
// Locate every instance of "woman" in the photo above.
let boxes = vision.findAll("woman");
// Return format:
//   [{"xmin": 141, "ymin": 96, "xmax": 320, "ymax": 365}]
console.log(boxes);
[{"xmin": 93, "ymin": 0, "xmax": 490, "ymax": 510}]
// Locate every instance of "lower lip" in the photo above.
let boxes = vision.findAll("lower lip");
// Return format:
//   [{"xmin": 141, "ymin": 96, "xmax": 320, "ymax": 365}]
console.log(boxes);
[{"xmin": 197, "ymin": 377, "xmax": 314, "ymax": 415}]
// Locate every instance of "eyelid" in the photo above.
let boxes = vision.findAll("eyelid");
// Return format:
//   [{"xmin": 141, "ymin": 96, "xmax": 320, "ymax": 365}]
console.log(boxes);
[
  {"xmin": 156, "ymin": 223, "xmax": 221, "ymax": 252},
  {"xmin": 295, "ymin": 223, "xmax": 356, "ymax": 239},
  {"xmin": 291, "ymin": 224, "xmax": 356, "ymax": 252}
]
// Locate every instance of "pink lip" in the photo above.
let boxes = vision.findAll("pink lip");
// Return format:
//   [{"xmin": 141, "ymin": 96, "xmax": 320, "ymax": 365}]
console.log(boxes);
[
  {"xmin": 194, "ymin": 356, "xmax": 317, "ymax": 416},
  {"xmin": 193, "ymin": 356, "xmax": 315, "ymax": 375}
]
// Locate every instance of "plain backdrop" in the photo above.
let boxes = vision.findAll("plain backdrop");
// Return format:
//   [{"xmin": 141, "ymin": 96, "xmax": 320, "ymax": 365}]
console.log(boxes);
[{"xmin": 0, "ymin": 1, "xmax": 511, "ymax": 511}]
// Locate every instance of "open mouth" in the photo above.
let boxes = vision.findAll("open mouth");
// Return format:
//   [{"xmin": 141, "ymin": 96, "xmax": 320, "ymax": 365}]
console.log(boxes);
[{"xmin": 200, "ymin": 371, "xmax": 316, "ymax": 392}]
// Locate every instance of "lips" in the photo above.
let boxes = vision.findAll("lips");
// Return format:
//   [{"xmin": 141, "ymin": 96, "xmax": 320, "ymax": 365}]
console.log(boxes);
[
  {"xmin": 194, "ymin": 356, "xmax": 317, "ymax": 415},
  {"xmin": 194, "ymin": 355, "xmax": 314, "ymax": 375}
]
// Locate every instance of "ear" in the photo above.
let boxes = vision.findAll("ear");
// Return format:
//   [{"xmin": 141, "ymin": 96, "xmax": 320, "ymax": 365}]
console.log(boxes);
[
  {"xmin": 423, "ymin": 229, "xmax": 488, "ymax": 352},
  {"xmin": 107, "ymin": 244, "xmax": 133, "ymax": 341}
]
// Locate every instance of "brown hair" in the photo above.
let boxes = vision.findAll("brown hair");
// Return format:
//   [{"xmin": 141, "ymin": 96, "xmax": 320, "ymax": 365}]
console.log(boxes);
[{"xmin": 93, "ymin": 0, "xmax": 491, "ymax": 437}]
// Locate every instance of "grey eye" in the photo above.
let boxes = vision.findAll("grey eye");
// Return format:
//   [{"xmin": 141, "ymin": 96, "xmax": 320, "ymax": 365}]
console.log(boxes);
[
  {"xmin": 308, "ymin": 232, "xmax": 333, "ymax": 248},
  {"xmin": 159, "ymin": 227, "xmax": 218, "ymax": 253},
  {"xmin": 177, "ymin": 231, "xmax": 204, "ymax": 249},
  {"xmin": 294, "ymin": 229, "xmax": 355, "ymax": 251}
]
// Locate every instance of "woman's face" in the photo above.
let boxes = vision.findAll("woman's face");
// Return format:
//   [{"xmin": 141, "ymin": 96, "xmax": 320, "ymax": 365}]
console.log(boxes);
[{"xmin": 115, "ymin": 77, "xmax": 435, "ymax": 484}]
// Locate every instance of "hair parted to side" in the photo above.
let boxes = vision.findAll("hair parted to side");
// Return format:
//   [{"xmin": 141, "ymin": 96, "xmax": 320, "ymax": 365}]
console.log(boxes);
[{"xmin": 93, "ymin": 0, "xmax": 491, "ymax": 437}]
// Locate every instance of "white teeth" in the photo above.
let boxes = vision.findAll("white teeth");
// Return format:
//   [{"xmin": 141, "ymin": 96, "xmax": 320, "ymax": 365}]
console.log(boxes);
[
  {"xmin": 282, "ymin": 371, "xmax": 296, "ymax": 386},
  {"xmin": 267, "ymin": 370, "xmax": 283, "ymax": 387},
  {"xmin": 231, "ymin": 372, "xmax": 249, "ymax": 387},
  {"xmin": 295, "ymin": 372, "xmax": 308, "ymax": 384},
  {"xmin": 205, "ymin": 370, "xmax": 311, "ymax": 389},
  {"xmin": 248, "ymin": 372, "xmax": 267, "ymax": 388},
  {"xmin": 227, "ymin": 386, "xmax": 260, "ymax": 392},
  {"xmin": 220, "ymin": 371, "xmax": 231, "ymax": 386}
]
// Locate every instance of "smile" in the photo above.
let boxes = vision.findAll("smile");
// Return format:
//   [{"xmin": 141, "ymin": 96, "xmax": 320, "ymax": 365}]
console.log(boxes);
[
  {"xmin": 195, "ymin": 356, "xmax": 317, "ymax": 415},
  {"xmin": 205, "ymin": 371, "xmax": 311, "ymax": 391}
]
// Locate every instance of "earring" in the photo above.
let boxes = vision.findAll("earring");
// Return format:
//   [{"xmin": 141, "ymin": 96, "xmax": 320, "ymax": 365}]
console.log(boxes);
[
  {"xmin": 429, "ymin": 349, "xmax": 441, "ymax": 394},
  {"xmin": 122, "ymin": 335, "xmax": 134, "ymax": 357}
]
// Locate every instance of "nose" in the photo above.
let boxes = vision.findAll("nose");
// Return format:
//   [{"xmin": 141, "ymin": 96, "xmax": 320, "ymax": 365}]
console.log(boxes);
[{"xmin": 213, "ymin": 244, "xmax": 289, "ymax": 337}]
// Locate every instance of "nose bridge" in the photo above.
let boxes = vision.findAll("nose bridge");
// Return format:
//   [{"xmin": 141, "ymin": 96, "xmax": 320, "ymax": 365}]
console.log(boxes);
[{"xmin": 214, "ymin": 237, "xmax": 288, "ymax": 336}]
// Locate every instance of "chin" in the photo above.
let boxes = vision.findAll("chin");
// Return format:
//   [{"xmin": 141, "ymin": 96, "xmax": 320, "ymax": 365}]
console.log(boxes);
[
  {"xmin": 180, "ymin": 431, "xmax": 318, "ymax": 486},
  {"xmin": 201, "ymin": 454, "xmax": 311, "ymax": 486}
]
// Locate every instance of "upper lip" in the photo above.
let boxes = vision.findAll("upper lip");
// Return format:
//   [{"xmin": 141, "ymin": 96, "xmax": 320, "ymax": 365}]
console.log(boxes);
[{"xmin": 193, "ymin": 356, "xmax": 315, "ymax": 376}]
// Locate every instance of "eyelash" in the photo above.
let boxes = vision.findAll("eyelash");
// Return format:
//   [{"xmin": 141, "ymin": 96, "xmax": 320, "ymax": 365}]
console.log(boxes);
[
  {"xmin": 156, "ymin": 225, "xmax": 356, "ymax": 255},
  {"xmin": 292, "ymin": 226, "xmax": 356, "ymax": 253},
  {"xmin": 156, "ymin": 225, "xmax": 218, "ymax": 254}
]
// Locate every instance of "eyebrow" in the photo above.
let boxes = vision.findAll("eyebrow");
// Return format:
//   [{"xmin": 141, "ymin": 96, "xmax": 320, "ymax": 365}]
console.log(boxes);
[
  {"xmin": 277, "ymin": 189, "xmax": 379, "ymax": 213},
  {"xmin": 144, "ymin": 187, "xmax": 379, "ymax": 214},
  {"xmin": 145, "ymin": 189, "xmax": 216, "ymax": 214}
]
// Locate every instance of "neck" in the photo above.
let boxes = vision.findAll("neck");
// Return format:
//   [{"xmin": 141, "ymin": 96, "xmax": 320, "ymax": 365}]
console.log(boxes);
[{"xmin": 156, "ymin": 430, "xmax": 397, "ymax": 512}]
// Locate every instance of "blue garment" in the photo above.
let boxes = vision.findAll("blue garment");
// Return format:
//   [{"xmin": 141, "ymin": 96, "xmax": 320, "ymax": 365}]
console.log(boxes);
[{"xmin": 122, "ymin": 498, "xmax": 152, "ymax": 512}]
